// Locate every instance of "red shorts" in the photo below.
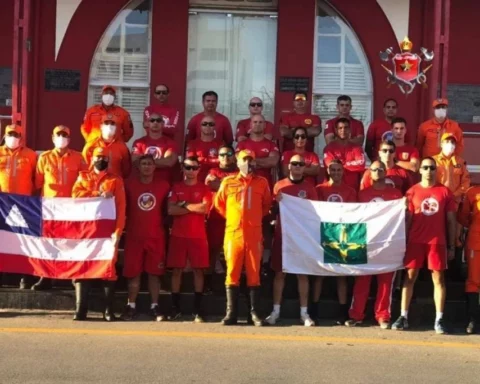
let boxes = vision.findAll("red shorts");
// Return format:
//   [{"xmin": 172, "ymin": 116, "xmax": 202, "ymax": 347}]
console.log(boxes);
[
  {"xmin": 404, "ymin": 243, "xmax": 447, "ymax": 271},
  {"xmin": 167, "ymin": 236, "xmax": 209, "ymax": 269},
  {"xmin": 207, "ymin": 218, "xmax": 226, "ymax": 250},
  {"xmin": 123, "ymin": 236, "xmax": 166, "ymax": 278},
  {"xmin": 270, "ymin": 231, "xmax": 282, "ymax": 273}
]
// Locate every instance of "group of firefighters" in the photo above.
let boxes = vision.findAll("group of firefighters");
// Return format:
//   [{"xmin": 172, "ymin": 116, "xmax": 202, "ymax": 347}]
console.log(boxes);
[{"xmin": 0, "ymin": 83, "xmax": 479, "ymax": 336}]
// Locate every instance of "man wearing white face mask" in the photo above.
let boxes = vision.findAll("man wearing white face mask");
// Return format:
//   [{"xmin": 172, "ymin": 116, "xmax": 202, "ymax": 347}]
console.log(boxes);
[
  {"xmin": 81, "ymin": 85, "xmax": 134, "ymax": 143},
  {"xmin": 416, "ymin": 98, "xmax": 464, "ymax": 158},
  {"xmin": 32, "ymin": 125, "xmax": 87, "ymax": 290}
]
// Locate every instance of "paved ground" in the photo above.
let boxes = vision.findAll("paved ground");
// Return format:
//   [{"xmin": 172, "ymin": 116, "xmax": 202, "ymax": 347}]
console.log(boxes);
[{"xmin": 0, "ymin": 310, "xmax": 479, "ymax": 384}]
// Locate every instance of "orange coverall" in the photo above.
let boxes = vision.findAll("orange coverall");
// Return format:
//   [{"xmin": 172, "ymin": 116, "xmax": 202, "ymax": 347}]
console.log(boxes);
[
  {"xmin": 457, "ymin": 186, "xmax": 480, "ymax": 293},
  {"xmin": 214, "ymin": 174, "xmax": 271, "ymax": 286},
  {"xmin": 81, "ymin": 104, "xmax": 133, "ymax": 143},
  {"xmin": 36, "ymin": 149, "xmax": 87, "ymax": 197},
  {"xmin": 433, "ymin": 153, "xmax": 470, "ymax": 204},
  {"xmin": 0, "ymin": 145, "xmax": 37, "ymax": 195},
  {"xmin": 416, "ymin": 118, "xmax": 464, "ymax": 158},
  {"xmin": 82, "ymin": 137, "xmax": 131, "ymax": 179}
]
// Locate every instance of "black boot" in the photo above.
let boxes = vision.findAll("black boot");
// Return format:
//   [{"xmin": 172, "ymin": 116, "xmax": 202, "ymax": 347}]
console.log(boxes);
[
  {"xmin": 31, "ymin": 277, "xmax": 52, "ymax": 291},
  {"xmin": 249, "ymin": 287, "xmax": 264, "ymax": 327},
  {"xmin": 221, "ymin": 286, "xmax": 238, "ymax": 325},
  {"xmin": 466, "ymin": 293, "xmax": 479, "ymax": 334},
  {"xmin": 103, "ymin": 281, "xmax": 116, "ymax": 322},
  {"xmin": 73, "ymin": 280, "xmax": 89, "ymax": 321}
]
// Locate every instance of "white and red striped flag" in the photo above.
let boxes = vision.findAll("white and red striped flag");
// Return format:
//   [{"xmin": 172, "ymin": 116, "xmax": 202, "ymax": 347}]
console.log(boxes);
[{"xmin": 0, "ymin": 193, "xmax": 117, "ymax": 279}]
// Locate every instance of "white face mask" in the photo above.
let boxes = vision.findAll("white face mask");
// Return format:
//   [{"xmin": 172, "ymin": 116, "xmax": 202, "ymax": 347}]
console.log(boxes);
[
  {"xmin": 101, "ymin": 124, "xmax": 116, "ymax": 139},
  {"xmin": 102, "ymin": 94, "xmax": 115, "ymax": 106},
  {"xmin": 53, "ymin": 136, "xmax": 69, "ymax": 149},
  {"xmin": 5, "ymin": 136, "xmax": 20, "ymax": 149},
  {"xmin": 441, "ymin": 142, "xmax": 455, "ymax": 156},
  {"xmin": 434, "ymin": 108, "xmax": 447, "ymax": 120}
]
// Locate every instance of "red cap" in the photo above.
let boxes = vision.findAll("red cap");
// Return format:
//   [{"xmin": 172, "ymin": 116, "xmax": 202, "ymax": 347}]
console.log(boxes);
[
  {"xmin": 102, "ymin": 85, "xmax": 116, "ymax": 94},
  {"xmin": 5, "ymin": 124, "xmax": 22, "ymax": 135},
  {"xmin": 102, "ymin": 114, "xmax": 118, "ymax": 123},
  {"xmin": 53, "ymin": 125, "xmax": 70, "ymax": 136},
  {"xmin": 237, "ymin": 149, "xmax": 256, "ymax": 160},
  {"xmin": 433, "ymin": 98, "xmax": 448, "ymax": 108}
]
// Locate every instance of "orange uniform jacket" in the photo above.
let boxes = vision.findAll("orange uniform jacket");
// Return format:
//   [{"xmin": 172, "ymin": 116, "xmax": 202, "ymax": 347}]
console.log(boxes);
[
  {"xmin": 0, "ymin": 145, "xmax": 37, "ymax": 195},
  {"xmin": 82, "ymin": 138, "xmax": 132, "ymax": 179},
  {"xmin": 36, "ymin": 149, "xmax": 87, "ymax": 197},
  {"xmin": 72, "ymin": 170, "xmax": 126, "ymax": 238},
  {"xmin": 416, "ymin": 118, "xmax": 464, "ymax": 158},
  {"xmin": 214, "ymin": 174, "xmax": 271, "ymax": 233},
  {"xmin": 81, "ymin": 104, "xmax": 133, "ymax": 143},
  {"xmin": 433, "ymin": 153, "xmax": 470, "ymax": 203}
]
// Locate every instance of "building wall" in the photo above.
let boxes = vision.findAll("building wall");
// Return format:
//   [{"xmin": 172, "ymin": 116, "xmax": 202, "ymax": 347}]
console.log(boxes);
[{"xmin": 0, "ymin": 0, "xmax": 14, "ymax": 123}]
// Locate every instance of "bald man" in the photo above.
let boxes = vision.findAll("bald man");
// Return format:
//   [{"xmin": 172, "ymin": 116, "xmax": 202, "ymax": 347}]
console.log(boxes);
[{"xmin": 236, "ymin": 97, "xmax": 275, "ymax": 142}]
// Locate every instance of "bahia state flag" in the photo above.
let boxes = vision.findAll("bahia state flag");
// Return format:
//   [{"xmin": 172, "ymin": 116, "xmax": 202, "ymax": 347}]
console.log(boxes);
[
  {"xmin": 280, "ymin": 194, "xmax": 406, "ymax": 276},
  {"xmin": 0, "ymin": 192, "xmax": 117, "ymax": 279}
]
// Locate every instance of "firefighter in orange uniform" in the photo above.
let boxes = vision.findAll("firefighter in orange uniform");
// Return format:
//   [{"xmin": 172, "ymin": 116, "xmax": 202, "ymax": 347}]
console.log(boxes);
[
  {"xmin": 0, "ymin": 124, "xmax": 37, "ymax": 289},
  {"xmin": 214, "ymin": 149, "xmax": 271, "ymax": 326},
  {"xmin": 71, "ymin": 147, "xmax": 126, "ymax": 322},
  {"xmin": 31, "ymin": 125, "xmax": 87, "ymax": 291},
  {"xmin": 82, "ymin": 115, "xmax": 131, "ymax": 179},
  {"xmin": 81, "ymin": 85, "xmax": 134, "ymax": 143}
]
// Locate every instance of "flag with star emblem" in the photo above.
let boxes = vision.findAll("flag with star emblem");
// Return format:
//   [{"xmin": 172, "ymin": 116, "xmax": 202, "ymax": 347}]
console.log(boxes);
[
  {"xmin": 0, "ymin": 192, "xmax": 117, "ymax": 279},
  {"xmin": 280, "ymin": 194, "xmax": 405, "ymax": 276}
]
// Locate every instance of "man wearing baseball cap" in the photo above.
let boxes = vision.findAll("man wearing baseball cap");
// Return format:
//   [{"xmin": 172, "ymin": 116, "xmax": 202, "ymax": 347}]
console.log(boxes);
[
  {"xmin": 31, "ymin": 125, "xmax": 87, "ymax": 291},
  {"xmin": 416, "ymin": 98, "xmax": 464, "ymax": 158},
  {"xmin": 71, "ymin": 146, "xmax": 126, "ymax": 321},
  {"xmin": 81, "ymin": 85, "xmax": 134, "ymax": 143},
  {"xmin": 214, "ymin": 149, "xmax": 271, "ymax": 326}
]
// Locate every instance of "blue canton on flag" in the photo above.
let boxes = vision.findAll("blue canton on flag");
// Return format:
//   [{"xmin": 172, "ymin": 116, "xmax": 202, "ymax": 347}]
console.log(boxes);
[{"xmin": 0, "ymin": 193, "xmax": 42, "ymax": 237}]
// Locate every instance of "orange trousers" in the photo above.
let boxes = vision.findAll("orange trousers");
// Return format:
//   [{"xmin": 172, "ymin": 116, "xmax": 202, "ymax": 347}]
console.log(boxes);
[
  {"xmin": 466, "ymin": 249, "xmax": 480, "ymax": 293},
  {"xmin": 224, "ymin": 230, "xmax": 263, "ymax": 287}
]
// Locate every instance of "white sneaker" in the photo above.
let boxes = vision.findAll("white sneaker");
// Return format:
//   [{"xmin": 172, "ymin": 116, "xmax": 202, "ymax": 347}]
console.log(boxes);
[
  {"xmin": 265, "ymin": 311, "xmax": 280, "ymax": 325},
  {"xmin": 301, "ymin": 314, "xmax": 315, "ymax": 327}
]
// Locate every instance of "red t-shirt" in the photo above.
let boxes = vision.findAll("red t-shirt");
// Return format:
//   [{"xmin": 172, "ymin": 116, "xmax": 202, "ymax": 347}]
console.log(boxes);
[
  {"xmin": 360, "ymin": 165, "xmax": 412, "ymax": 194},
  {"xmin": 168, "ymin": 182, "xmax": 212, "ymax": 239},
  {"xmin": 324, "ymin": 116, "xmax": 364, "ymax": 139},
  {"xmin": 279, "ymin": 112, "xmax": 321, "ymax": 152},
  {"xmin": 395, "ymin": 144, "xmax": 419, "ymax": 162},
  {"xmin": 406, "ymin": 183, "xmax": 456, "ymax": 245},
  {"xmin": 236, "ymin": 118, "xmax": 275, "ymax": 140},
  {"xmin": 281, "ymin": 150, "xmax": 320, "ymax": 186},
  {"xmin": 323, "ymin": 141, "xmax": 365, "ymax": 190},
  {"xmin": 143, "ymin": 104, "xmax": 180, "ymax": 139},
  {"xmin": 185, "ymin": 139, "xmax": 223, "ymax": 182},
  {"xmin": 366, "ymin": 119, "xmax": 412, "ymax": 160},
  {"xmin": 358, "ymin": 185, "xmax": 403, "ymax": 202},
  {"xmin": 236, "ymin": 138, "xmax": 279, "ymax": 183},
  {"xmin": 185, "ymin": 112, "xmax": 233, "ymax": 145},
  {"xmin": 132, "ymin": 135, "xmax": 178, "ymax": 183},
  {"xmin": 125, "ymin": 177, "xmax": 170, "ymax": 239},
  {"xmin": 315, "ymin": 182, "xmax": 357, "ymax": 203}
]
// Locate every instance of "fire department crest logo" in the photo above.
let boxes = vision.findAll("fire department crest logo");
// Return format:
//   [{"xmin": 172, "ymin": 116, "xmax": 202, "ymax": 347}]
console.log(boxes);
[
  {"xmin": 138, "ymin": 192, "xmax": 156, "ymax": 211},
  {"xmin": 381, "ymin": 130, "xmax": 393, "ymax": 142},
  {"xmin": 385, "ymin": 178, "xmax": 396, "ymax": 188},
  {"xmin": 380, "ymin": 36, "xmax": 434, "ymax": 95},
  {"xmin": 370, "ymin": 197, "xmax": 385, "ymax": 202},
  {"xmin": 298, "ymin": 190, "xmax": 307, "ymax": 199},
  {"xmin": 401, "ymin": 152, "xmax": 409, "ymax": 160},
  {"xmin": 421, "ymin": 197, "xmax": 439, "ymax": 216},
  {"xmin": 209, "ymin": 148, "xmax": 218, "ymax": 157},
  {"xmin": 304, "ymin": 119, "xmax": 312, "ymax": 125},
  {"xmin": 327, "ymin": 194, "xmax": 343, "ymax": 203},
  {"xmin": 145, "ymin": 146, "xmax": 162, "ymax": 159}
]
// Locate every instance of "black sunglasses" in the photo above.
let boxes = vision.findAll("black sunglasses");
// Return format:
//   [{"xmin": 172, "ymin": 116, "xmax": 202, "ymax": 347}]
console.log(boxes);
[
  {"xmin": 201, "ymin": 122, "xmax": 215, "ymax": 127},
  {"xmin": 370, "ymin": 168, "xmax": 385, "ymax": 173},
  {"xmin": 150, "ymin": 118, "xmax": 163, "ymax": 123},
  {"xmin": 380, "ymin": 149, "xmax": 395, "ymax": 154},
  {"xmin": 249, "ymin": 102, "xmax": 263, "ymax": 107},
  {"xmin": 219, "ymin": 152, "xmax": 233, "ymax": 157},
  {"xmin": 183, "ymin": 165, "xmax": 200, "ymax": 171},
  {"xmin": 155, "ymin": 90, "xmax": 168, "ymax": 95},
  {"xmin": 421, "ymin": 165, "xmax": 436, "ymax": 171},
  {"xmin": 294, "ymin": 134, "xmax": 307, "ymax": 140},
  {"xmin": 290, "ymin": 161, "xmax": 305, "ymax": 167}
]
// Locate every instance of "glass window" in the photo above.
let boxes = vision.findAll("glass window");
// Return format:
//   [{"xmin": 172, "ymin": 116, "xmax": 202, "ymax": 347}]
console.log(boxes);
[
  {"xmin": 317, "ymin": 36, "xmax": 341, "ymax": 63},
  {"xmin": 345, "ymin": 36, "xmax": 360, "ymax": 64},
  {"xmin": 317, "ymin": 16, "xmax": 341, "ymax": 34}
]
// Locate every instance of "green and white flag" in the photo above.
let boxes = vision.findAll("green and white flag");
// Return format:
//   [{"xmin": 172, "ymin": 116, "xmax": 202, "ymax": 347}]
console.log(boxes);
[{"xmin": 280, "ymin": 194, "xmax": 406, "ymax": 276}]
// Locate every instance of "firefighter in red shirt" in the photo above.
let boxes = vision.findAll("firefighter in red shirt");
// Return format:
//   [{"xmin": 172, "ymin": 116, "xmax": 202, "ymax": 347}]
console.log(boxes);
[
  {"xmin": 185, "ymin": 91, "xmax": 233, "ymax": 145},
  {"xmin": 323, "ymin": 118, "xmax": 365, "ymax": 190},
  {"xmin": 346, "ymin": 160, "xmax": 403, "ymax": 329},
  {"xmin": 279, "ymin": 92, "xmax": 321, "ymax": 152},
  {"xmin": 324, "ymin": 95, "xmax": 364, "ymax": 146},
  {"xmin": 392, "ymin": 157, "xmax": 457, "ymax": 334},
  {"xmin": 360, "ymin": 140, "xmax": 412, "ymax": 194},
  {"xmin": 391, "ymin": 117, "xmax": 420, "ymax": 173},
  {"xmin": 236, "ymin": 97, "xmax": 274, "ymax": 142},
  {"xmin": 120, "ymin": 155, "xmax": 170, "ymax": 322},
  {"xmin": 281, "ymin": 127, "xmax": 320, "ymax": 186},
  {"xmin": 185, "ymin": 115, "xmax": 223, "ymax": 183},
  {"xmin": 265, "ymin": 154, "xmax": 318, "ymax": 327},
  {"xmin": 167, "ymin": 156, "xmax": 212, "ymax": 322},
  {"xmin": 313, "ymin": 160, "xmax": 356, "ymax": 324},
  {"xmin": 143, "ymin": 84, "xmax": 179, "ymax": 139}
]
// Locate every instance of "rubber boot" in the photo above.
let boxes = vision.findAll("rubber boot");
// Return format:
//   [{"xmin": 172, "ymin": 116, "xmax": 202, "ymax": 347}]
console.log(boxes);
[
  {"xmin": 31, "ymin": 277, "xmax": 52, "ymax": 291},
  {"xmin": 221, "ymin": 286, "xmax": 238, "ymax": 325},
  {"xmin": 73, "ymin": 280, "xmax": 89, "ymax": 321},
  {"xmin": 466, "ymin": 293, "xmax": 479, "ymax": 334},
  {"xmin": 103, "ymin": 281, "xmax": 116, "ymax": 322},
  {"xmin": 249, "ymin": 287, "xmax": 264, "ymax": 327}
]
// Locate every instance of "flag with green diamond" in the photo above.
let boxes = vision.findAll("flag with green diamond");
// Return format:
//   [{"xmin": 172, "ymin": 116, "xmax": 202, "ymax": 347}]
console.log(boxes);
[{"xmin": 279, "ymin": 194, "xmax": 406, "ymax": 276}]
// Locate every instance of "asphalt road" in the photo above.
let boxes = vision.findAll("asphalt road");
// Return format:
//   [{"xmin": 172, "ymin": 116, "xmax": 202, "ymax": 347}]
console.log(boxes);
[{"xmin": 0, "ymin": 310, "xmax": 479, "ymax": 384}]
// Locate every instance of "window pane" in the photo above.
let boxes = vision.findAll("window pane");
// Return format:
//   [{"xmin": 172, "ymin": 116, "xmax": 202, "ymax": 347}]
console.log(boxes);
[
  {"xmin": 105, "ymin": 25, "xmax": 121, "ymax": 54},
  {"xmin": 317, "ymin": 16, "xmax": 341, "ymax": 34},
  {"xmin": 345, "ymin": 36, "xmax": 360, "ymax": 64},
  {"xmin": 126, "ymin": 1, "xmax": 150, "ymax": 25},
  {"xmin": 125, "ymin": 25, "xmax": 148, "ymax": 54},
  {"xmin": 317, "ymin": 36, "xmax": 341, "ymax": 63}
]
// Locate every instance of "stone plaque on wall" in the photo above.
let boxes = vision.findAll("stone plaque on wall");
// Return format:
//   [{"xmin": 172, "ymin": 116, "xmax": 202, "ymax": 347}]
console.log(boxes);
[
  {"xmin": 279, "ymin": 77, "xmax": 310, "ymax": 93},
  {"xmin": 447, "ymin": 84, "xmax": 480, "ymax": 123},
  {"xmin": 0, "ymin": 67, "xmax": 12, "ymax": 107},
  {"xmin": 44, "ymin": 69, "xmax": 81, "ymax": 92}
]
